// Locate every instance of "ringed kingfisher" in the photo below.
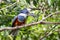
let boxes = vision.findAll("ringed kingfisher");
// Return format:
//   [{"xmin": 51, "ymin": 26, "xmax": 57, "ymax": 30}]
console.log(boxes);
[{"xmin": 9, "ymin": 8, "xmax": 35, "ymax": 40}]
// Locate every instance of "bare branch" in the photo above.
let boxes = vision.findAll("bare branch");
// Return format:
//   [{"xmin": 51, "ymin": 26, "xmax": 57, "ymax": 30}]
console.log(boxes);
[
  {"xmin": 0, "ymin": 21, "xmax": 60, "ymax": 32},
  {"xmin": 40, "ymin": 21, "xmax": 60, "ymax": 24}
]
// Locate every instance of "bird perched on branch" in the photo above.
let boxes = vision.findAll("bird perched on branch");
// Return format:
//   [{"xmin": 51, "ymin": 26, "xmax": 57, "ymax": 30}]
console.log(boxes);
[{"xmin": 9, "ymin": 8, "xmax": 35, "ymax": 40}]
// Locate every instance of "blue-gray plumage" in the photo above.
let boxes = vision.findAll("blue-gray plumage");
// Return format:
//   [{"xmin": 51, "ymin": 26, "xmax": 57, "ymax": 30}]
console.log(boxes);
[{"xmin": 20, "ymin": 8, "xmax": 29, "ymax": 14}]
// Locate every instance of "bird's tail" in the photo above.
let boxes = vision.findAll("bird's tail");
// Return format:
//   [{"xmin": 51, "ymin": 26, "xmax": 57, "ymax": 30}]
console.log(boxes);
[{"xmin": 9, "ymin": 29, "xmax": 19, "ymax": 40}]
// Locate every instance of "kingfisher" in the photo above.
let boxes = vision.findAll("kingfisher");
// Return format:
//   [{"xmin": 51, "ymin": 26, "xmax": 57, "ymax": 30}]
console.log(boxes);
[{"xmin": 9, "ymin": 8, "xmax": 35, "ymax": 40}]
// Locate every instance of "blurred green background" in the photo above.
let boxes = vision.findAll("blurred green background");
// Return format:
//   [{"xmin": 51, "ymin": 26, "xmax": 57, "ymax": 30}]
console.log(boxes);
[{"xmin": 0, "ymin": 0, "xmax": 60, "ymax": 40}]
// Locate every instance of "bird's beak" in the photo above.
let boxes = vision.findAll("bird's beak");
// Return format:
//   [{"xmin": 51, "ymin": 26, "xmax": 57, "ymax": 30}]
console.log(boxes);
[
  {"xmin": 28, "ymin": 13, "xmax": 36, "ymax": 17},
  {"xmin": 27, "ymin": 8, "xmax": 36, "ymax": 17}
]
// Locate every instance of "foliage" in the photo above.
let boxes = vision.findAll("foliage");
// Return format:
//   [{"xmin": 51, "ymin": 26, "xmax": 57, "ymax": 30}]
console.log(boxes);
[{"xmin": 0, "ymin": 0, "xmax": 60, "ymax": 40}]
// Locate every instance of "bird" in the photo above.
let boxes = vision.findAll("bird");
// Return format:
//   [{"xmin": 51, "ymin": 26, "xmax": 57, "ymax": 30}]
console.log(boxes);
[{"xmin": 9, "ymin": 8, "xmax": 34, "ymax": 40}]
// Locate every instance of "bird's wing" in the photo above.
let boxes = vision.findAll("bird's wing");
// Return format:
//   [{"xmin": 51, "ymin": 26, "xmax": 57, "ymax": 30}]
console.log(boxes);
[{"xmin": 12, "ymin": 16, "xmax": 17, "ymax": 27}]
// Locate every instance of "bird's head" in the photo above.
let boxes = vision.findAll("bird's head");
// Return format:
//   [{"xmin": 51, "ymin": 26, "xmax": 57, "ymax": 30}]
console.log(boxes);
[{"xmin": 20, "ymin": 8, "xmax": 35, "ymax": 17}]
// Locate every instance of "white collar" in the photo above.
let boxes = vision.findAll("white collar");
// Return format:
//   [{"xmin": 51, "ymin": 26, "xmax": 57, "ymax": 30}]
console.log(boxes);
[{"xmin": 18, "ymin": 13, "xmax": 27, "ymax": 18}]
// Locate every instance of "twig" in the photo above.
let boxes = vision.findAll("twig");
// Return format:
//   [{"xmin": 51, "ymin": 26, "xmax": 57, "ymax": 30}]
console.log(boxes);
[
  {"xmin": 30, "ymin": 7, "xmax": 41, "ymax": 10},
  {"xmin": 39, "ymin": 25, "xmax": 57, "ymax": 40},
  {"xmin": 0, "ymin": 2, "xmax": 17, "ymax": 11}
]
